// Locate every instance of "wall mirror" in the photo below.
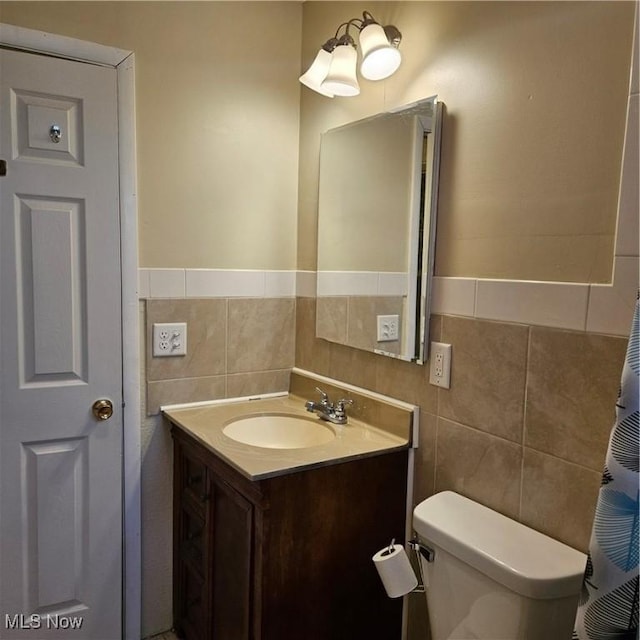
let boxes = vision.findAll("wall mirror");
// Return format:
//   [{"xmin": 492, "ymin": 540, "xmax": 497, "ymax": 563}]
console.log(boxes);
[{"xmin": 316, "ymin": 96, "xmax": 443, "ymax": 364}]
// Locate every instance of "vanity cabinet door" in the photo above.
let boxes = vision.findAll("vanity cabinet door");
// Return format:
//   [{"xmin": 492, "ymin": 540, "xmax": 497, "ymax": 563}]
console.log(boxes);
[
  {"xmin": 174, "ymin": 441, "xmax": 212, "ymax": 640},
  {"xmin": 172, "ymin": 425, "xmax": 407, "ymax": 640},
  {"xmin": 209, "ymin": 476, "xmax": 254, "ymax": 640},
  {"xmin": 173, "ymin": 430, "xmax": 260, "ymax": 640}
]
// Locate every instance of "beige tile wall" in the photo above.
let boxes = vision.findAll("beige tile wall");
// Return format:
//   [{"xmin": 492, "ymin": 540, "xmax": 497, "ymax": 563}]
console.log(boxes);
[
  {"xmin": 296, "ymin": 297, "xmax": 629, "ymax": 553},
  {"xmin": 316, "ymin": 295, "xmax": 405, "ymax": 354},
  {"xmin": 145, "ymin": 298, "xmax": 295, "ymax": 414},
  {"xmin": 140, "ymin": 294, "xmax": 627, "ymax": 636}
]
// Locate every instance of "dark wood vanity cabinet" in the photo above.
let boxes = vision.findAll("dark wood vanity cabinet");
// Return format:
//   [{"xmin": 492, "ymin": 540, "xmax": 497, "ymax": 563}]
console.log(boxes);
[{"xmin": 171, "ymin": 425, "xmax": 409, "ymax": 640}]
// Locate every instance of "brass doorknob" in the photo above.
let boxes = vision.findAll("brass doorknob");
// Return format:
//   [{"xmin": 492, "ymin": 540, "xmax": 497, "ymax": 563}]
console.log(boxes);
[{"xmin": 92, "ymin": 399, "xmax": 114, "ymax": 421}]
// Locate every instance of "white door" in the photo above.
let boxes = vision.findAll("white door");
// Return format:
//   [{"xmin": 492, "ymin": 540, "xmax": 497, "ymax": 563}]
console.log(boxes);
[{"xmin": 0, "ymin": 49, "xmax": 123, "ymax": 639}]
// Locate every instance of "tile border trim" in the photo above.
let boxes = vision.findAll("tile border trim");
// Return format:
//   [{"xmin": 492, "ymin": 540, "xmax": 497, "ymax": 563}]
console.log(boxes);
[
  {"xmin": 431, "ymin": 256, "xmax": 638, "ymax": 337},
  {"xmin": 138, "ymin": 263, "xmax": 637, "ymax": 337},
  {"xmin": 139, "ymin": 268, "xmax": 301, "ymax": 299},
  {"xmin": 316, "ymin": 271, "xmax": 408, "ymax": 297}
]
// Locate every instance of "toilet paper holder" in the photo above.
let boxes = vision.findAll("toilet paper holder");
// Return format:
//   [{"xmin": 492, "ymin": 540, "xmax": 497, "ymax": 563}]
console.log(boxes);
[
  {"xmin": 409, "ymin": 537, "xmax": 435, "ymax": 594},
  {"xmin": 410, "ymin": 537, "xmax": 435, "ymax": 562},
  {"xmin": 382, "ymin": 537, "xmax": 434, "ymax": 562},
  {"xmin": 373, "ymin": 537, "xmax": 435, "ymax": 598}
]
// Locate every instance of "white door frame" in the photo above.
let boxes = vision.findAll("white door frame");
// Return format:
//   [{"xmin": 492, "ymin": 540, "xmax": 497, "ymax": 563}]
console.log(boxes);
[{"xmin": 0, "ymin": 23, "xmax": 141, "ymax": 640}]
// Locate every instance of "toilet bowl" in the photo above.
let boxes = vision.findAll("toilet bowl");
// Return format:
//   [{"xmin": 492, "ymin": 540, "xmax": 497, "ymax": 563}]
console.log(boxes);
[{"xmin": 413, "ymin": 492, "xmax": 587, "ymax": 639}]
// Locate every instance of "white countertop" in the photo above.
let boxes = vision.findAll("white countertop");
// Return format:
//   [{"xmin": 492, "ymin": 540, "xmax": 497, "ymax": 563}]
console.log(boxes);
[{"xmin": 163, "ymin": 394, "xmax": 409, "ymax": 480}]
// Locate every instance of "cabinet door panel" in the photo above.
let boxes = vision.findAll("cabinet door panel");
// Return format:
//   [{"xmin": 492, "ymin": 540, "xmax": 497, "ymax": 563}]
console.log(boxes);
[
  {"xmin": 178, "ymin": 563, "xmax": 207, "ymax": 640},
  {"xmin": 183, "ymin": 455, "xmax": 208, "ymax": 512},
  {"xmin": 173, "ymin": 440, "xmax": 212, "ymax": 640},
  {"xmin": 180, "ymin": 504, "xmax": 206, "ymax": 572},
  {"xmin": 210, "ymin": 479, "xmax": 253, "ymax": 640}
]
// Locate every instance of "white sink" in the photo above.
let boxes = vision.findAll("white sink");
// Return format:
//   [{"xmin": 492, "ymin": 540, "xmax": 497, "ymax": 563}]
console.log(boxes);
[{"xmin": 223, "ymin": 413, "xmax": 335, "ymax": 449}]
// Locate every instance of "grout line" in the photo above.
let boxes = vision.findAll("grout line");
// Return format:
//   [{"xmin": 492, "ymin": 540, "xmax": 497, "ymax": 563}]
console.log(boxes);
[
  {"xmin": 583, "ymin": 284, "xmax": 592, "ymax": 332},
  {"xmin": 438, "ymin": 414, "xmax": 523, "ymax": 448},
  {"xmin": 519, "ymin": 325, "xmax": 533, "ymax": 521},
  {"xmin": 224, "ymin": 298, "xmax": 229, "ymax": 397},
  {"xmin": 345, "ymin": 296, "xmax": 351, "ymax": 345},
  {"xmin": 473, "ymin": 278, "xmax": 479, "ymax": 316},
  {"xmin": 293, "ymin": 297, "xmax": 298, "ymax": 364},
  {"xmin": 432, "ymin": 415, "xmax": 439, "ymax": 495},
  {"xmin": 519, "ymin": 448, "xmax": 526, "ymax": 523},
  {"xmin": 525, "ymin": 444, "xmax": 606, "ymax": 475}
]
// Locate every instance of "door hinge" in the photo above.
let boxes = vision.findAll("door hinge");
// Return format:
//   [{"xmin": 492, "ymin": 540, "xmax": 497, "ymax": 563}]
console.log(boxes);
[{"xmin": 0, "ymin": 159, "xmax": 6, "ymax": 177}]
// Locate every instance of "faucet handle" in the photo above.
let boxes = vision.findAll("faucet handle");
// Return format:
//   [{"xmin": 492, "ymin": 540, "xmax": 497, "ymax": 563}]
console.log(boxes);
[
  {"xmin": 335, "ymin": 398, "xmax": 353, "ymax": 417},
  {"xmin": 315, "ymin": 387, "xmax": 330, "ymax": 404}
]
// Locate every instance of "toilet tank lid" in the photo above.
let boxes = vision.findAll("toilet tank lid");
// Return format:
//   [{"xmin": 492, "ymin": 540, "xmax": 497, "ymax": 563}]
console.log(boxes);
[{"xmin": 413, "ymin": 492, "xmax": 587, "ymax": 599}]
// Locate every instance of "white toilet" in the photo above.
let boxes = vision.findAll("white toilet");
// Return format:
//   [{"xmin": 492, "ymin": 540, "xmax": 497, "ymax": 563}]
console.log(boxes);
[{"xmin": 412, "ymin": 491, "xmax": 587, "ymax": 640}]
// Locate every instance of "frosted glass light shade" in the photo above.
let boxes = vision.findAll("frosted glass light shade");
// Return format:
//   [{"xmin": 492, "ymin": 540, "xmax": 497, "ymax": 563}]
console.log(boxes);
[
  {"xmin": 321, "ymin": 44, "xmax": 360, "ymax": 97},
  {"xmin": 299, "ymin": 49, "xmax": 335, "ymax": 97},
  {"xmin": 359, "ymin": 23, "xmax": 402, "ymax": 81}
]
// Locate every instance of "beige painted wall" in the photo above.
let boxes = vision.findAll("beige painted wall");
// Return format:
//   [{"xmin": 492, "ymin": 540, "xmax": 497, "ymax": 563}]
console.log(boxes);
[
  {"xmin": 298, "ymin": 1, "xmax": 634, "ymax": 282},
  {"xmin": 0, "ymin": 1, "xmax": 302, "ymax": 269},
  {"xmin": 3, "ymin": 1, "xmax": 632, "ymax": 278}
]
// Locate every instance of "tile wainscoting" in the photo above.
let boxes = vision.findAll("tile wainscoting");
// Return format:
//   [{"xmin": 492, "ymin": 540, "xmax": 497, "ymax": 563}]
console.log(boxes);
[
  {"xmin": 138, "ymin": 290, "xmax": 631, "ymax": 635},
  {"xmin": 137, "ymin": 259, "xmax": 635, "ymax": 637},
  {"xmin": 144, "ymin": 297, "xmax": 296, "ymax": 415},
  {"xmin": 296, "ymin": 298, "xmax": 628, "ymax": 554}
]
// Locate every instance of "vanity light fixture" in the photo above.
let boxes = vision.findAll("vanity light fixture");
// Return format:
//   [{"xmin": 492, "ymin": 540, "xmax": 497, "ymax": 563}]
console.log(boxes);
[{"xmin": 299, "ymin": 11, "xmax": 402, "ymax": 98}]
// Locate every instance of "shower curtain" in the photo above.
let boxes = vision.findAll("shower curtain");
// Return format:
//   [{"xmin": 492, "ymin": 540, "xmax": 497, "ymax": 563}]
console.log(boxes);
[{"xmin": 573, "ymin": 294, "xmax": 639, "ymax": 640}]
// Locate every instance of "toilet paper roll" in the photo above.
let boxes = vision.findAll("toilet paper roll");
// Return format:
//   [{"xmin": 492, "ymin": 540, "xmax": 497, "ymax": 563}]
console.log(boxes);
[{"xmin": 372, "ymin": 544, "xmax": 418, "ymax": 598}]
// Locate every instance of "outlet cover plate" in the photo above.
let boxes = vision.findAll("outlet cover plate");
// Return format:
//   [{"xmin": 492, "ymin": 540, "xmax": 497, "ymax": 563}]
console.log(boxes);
[
  {"xmin": 153, "ymin": 322, "xmax": 187, "ymax": 357},
  {"xmin": 377, "ymin": 314, "xmax": 400, "ymax": 342},
  {"xmin": 429, "ymin": 342, "xmax": 452, "ymax": 388}
]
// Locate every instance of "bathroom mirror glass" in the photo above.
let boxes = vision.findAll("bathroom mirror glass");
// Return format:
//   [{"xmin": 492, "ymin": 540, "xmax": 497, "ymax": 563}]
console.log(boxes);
[{"xmin": 316, "ymin": 96, "xmax": 443, "ymax": 364}]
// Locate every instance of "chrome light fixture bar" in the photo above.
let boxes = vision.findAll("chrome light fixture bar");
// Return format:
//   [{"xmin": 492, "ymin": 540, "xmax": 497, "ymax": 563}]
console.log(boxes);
[{"xmin": 299, "ymin": 11, "xmax": 402, "ymax": 98}]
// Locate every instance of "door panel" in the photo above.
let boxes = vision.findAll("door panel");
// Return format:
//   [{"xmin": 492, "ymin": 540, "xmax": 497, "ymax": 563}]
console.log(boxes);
[
  {"xmin": 23, "ymin": 437, "xmax": 89, "ymax": 612},
  {"xmin": 13, "ymin": 89, "xmax": 84, "ymax": 165},
  {"xmin": 1, "ymin": 48, "xmax": 123, "ymax": 639},
  {"xmin": 16, "ymin": 196, "xmax": 87, "ymax": 384}
]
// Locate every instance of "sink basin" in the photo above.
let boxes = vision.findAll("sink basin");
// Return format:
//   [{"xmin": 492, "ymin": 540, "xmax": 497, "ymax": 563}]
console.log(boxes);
[{"xmin": 223, "ymin": 413, "xmax": 335, "ymax": 449}]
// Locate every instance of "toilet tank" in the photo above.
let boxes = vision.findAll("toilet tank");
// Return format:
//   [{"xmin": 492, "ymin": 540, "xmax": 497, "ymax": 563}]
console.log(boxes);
[{"xmin": 413, "ymin": 492, "xmax": 587, "ymax": 640}]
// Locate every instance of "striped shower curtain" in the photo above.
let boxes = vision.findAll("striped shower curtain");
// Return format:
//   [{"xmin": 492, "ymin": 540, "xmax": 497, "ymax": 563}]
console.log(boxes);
[{"xmin": 573, "ymin": 294, "xmax": 639, "ymax": 640}]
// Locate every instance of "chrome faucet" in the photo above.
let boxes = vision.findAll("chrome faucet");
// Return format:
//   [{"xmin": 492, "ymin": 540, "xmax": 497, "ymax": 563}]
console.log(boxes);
[{"xmin": 305, "ymin": 387, "xmax": 353, "ymax": 425}]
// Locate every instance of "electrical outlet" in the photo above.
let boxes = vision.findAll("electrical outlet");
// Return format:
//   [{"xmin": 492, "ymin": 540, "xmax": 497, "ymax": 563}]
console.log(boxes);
[
  {"xmin": 429, "ymin": 342, "xmax": 452, "ymax": 388},
  {"xmin": 153, "ymin": 322, "xmax": 187, "ymax": 357},
  {"xmin": 376, "ymin": 314, "xmax": 400, "ymax": 342}
]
